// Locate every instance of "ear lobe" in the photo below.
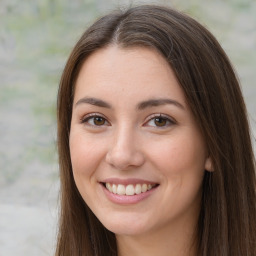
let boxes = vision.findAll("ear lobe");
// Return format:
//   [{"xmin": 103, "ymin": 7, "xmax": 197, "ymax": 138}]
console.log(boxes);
[{"xmin": 205, "ymin": 156, "xmax": 213, "ymax": 172}]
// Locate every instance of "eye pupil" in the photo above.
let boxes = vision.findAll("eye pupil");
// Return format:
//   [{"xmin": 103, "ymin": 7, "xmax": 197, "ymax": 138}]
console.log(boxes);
[
  {"xmin": 94, "ymin": 117, "xmax": 105, "ymax": 125},
  {"xmin": 154, "ymin": 117, "xmax": 166, "ymax": 127}
]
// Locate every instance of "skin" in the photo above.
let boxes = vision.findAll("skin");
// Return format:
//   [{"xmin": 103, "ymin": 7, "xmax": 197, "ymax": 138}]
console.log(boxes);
[{"xmin": 69, "ymin": 46, "xmax": 212, "ymax": 256}]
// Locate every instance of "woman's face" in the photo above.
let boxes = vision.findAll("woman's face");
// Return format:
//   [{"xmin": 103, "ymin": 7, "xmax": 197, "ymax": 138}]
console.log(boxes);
[{"xmin": 70, "ymin": 46, "xmax": 211, "ymax": 237}]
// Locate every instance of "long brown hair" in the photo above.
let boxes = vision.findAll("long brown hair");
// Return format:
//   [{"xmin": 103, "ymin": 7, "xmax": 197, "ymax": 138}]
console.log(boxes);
[{"xmin": 56, "ymin": 5, "xmax": 256, "ymax": 256}]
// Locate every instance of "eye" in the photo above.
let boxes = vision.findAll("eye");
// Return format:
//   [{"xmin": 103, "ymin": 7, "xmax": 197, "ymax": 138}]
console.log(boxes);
[
  {"xmin": 81, "ymin": 114, "xmax": 109, "ymax": 127},
  {"xmin": 145, "ymin": 114, "xmax": 175, "ymax": 128},
  {"xmin": 153, "ymin": 117, "xmax": 168, "ymax": 127}
]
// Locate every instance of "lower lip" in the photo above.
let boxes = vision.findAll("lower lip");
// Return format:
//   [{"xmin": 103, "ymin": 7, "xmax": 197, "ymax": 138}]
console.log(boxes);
[{"xmin": 101, "ymin": 184, "xmax": 158, "ymax": 205}]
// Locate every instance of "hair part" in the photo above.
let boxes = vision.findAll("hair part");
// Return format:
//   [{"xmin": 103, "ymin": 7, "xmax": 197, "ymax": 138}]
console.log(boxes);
[{"xmin": 56, "ymin": 5, "xmax": 256, "ymax": 256}]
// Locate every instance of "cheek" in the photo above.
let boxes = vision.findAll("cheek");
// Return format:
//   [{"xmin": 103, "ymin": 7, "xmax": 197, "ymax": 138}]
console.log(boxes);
[
  {"xmin": 146, "ymin": 132, "xmax": 207, "ymax": 182},
  {"xmin": 69, "ymin": 132, "xmax": 109, "ymax": 208},
  {"xmin": 69, "ymin": 132, "xmax": 106, "ymax": 179},
  {"xmin": 148, "ymin": 135, "xmax": 206, "ymax": 218}
]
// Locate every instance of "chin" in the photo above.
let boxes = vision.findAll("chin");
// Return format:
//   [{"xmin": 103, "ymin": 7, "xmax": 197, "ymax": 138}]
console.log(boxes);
[{"xmin": 99, "ymin": 214, "xmax": 150, "ymax": 236}]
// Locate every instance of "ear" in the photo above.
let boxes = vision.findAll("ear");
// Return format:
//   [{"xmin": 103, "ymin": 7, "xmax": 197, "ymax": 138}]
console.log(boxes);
[{"xmin": 205, "ymin": 156, "xmax": 213, "ymax": 172}]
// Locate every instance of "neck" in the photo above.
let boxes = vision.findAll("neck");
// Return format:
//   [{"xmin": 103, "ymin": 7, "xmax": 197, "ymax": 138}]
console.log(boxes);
[{"xmin": 116, "ymin": 217, "xmax": 198, "ymax": 256}]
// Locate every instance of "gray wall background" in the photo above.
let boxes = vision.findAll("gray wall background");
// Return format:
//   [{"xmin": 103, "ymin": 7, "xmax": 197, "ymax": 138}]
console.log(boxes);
[{"xmin": 0, "ymin": 0, "xmax": 255, "ymax": 255}]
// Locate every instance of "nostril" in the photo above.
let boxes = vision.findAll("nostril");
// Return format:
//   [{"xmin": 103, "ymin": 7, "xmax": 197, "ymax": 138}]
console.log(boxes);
[{"xmin": 105, "ymin": 148, "xmax": 145, "ymax": 170}]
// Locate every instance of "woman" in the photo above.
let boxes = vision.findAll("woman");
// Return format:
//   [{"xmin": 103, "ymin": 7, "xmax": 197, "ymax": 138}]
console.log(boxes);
[{"xmin": 55, "ymin": 5, "xmax": 256, "ymax": 256}]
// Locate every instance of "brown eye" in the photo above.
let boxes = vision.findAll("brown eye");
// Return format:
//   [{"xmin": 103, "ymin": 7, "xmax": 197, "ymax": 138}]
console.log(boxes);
[
  {"xmin": 82, "ymin": 114, "xmax": 108, "ymax": 126},
  {"xmin": 154, "ymin": 117, "xmax": 167, "ymax": 127},
  {"xmin": 93, "ymin": 116, "xmax": 105, "ymax": 126},
  {"xmin": 145, "ymin": 114, "xmax": 175, "ymax": 128}
]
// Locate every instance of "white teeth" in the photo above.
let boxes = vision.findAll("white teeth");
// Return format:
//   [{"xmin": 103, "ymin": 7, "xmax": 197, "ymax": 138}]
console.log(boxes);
[
  {"xmin": 117, "ymin": 184, "xmax": 126, "ymax": 195},
  {"xmin": 126, "ymin": 184, "xmax": 135, "ymax": 196},
  {"xmin": 135, "ymin": 184, "xmax": 142, "ymax": 194},
  {"xmin": 105, "ymin": 183, "xmax": 156, "ymax": 196},
  {"xmin": 142, "ymin": 184, "xmax": 147, "ymax": 193},
  {"xmin": 112, "ymin": 184, "xmax": 117, "ymax": 194},
  {"xmin": 106, "ymin": 183, "xmax": 112, "ymax": 192}
]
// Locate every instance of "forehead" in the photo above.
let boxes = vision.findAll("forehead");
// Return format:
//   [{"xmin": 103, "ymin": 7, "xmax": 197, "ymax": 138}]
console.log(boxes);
[{"xmin": 74, "ymin": 45, "xmax": 186, "ymax": 107}]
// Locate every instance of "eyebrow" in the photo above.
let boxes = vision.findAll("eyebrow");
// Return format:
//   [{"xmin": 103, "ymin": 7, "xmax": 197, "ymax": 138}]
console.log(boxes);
[
  {"xmin": 137, "ymin": 98, "xmax": 185, "ymax": 110},
  {"xmin": 75, "ymin": 97, "xmax": 185, "ymax": 110},
  {"xmin": 75, "ymin": 97, "xmax": 112, "ymax": 108}
]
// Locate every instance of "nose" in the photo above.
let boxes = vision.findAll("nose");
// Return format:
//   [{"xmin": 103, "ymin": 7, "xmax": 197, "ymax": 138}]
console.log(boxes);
[{"xmin": 105, "ymin": 127, "xmax": 145, "ymax": 170}]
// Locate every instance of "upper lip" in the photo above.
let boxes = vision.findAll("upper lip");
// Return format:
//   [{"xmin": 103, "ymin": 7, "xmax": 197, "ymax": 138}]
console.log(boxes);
[{"xmin": 100, "ymin": 178, "xmax": 159, "ymax": 185}]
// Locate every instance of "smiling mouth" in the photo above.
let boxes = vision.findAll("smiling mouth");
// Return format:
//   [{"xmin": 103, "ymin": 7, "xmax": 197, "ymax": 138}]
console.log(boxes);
[{"xmin": 102, "ymin": 183, "xmax": 159, "ymax": 196}]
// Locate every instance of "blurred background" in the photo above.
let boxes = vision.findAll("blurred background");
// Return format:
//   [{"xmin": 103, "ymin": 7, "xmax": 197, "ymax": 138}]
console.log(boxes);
[{"xmin": 0, "ymin": 0, "xmax": 255, "ymax": 255}]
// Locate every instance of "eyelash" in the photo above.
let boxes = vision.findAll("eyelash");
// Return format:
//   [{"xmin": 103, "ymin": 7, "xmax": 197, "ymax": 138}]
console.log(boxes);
[
  {"xmin": 80, "ymin": 113, "xmax": 176, "ymax": 128},
  {"xmin": 81, "ymin": 113, "xmax": 109, "ymax": 127},
  {"xmin": 144, "ymin": 114, "xmax": 176, "ymax": 128}
]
